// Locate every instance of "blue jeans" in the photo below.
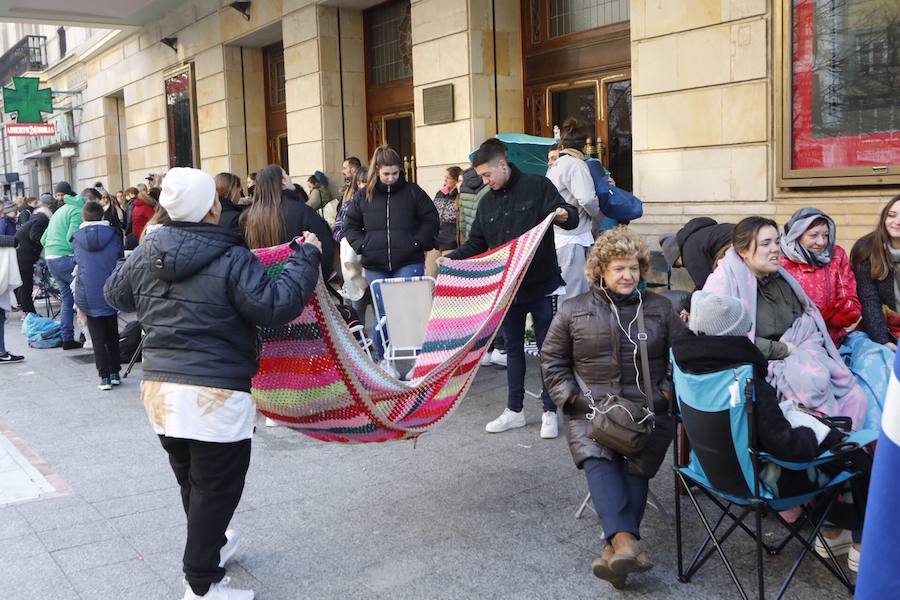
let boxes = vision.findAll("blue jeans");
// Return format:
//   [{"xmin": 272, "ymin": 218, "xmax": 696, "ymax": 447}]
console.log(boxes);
[
  {"xmin": 584, "ymin": 456, "xmax": 649, "ymax": 542},
  {"xmin": 364, "ymin": 263, "xmax": 425, "ymax": 359},
  {"xmin": 47, "ymin": 255, "xmax": 76, "ymax": 342},
  {"xmin": 501, "ymin": 294, "xmax": 555, "ymax": 413}
]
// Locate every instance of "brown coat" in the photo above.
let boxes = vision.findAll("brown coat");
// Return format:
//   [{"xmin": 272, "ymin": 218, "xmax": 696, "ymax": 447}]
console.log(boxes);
[{"xmin": 540, "ymin": 287, "xmax": 686, "ymax": 468}]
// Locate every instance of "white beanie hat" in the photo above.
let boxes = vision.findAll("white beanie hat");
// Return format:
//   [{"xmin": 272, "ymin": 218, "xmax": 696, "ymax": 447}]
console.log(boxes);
[
  {"xmin": 688, "ymin": 290, "xmax": 752, "ymax": 337},
  {"xmin": 158, "ymin": 167, "xmax": 216, "ymax": 223}
]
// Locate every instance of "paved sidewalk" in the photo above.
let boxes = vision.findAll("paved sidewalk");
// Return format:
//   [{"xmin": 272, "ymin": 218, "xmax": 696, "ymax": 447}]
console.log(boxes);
[{"xmin": 0, "ymin": 316, "xmax": 854, "ymax": 599}]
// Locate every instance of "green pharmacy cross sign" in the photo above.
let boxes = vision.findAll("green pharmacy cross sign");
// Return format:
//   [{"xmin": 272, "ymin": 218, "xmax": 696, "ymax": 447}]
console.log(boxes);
[{"xmin": 3, "ymin": 76, "xmax": 53, "ymax": 124}]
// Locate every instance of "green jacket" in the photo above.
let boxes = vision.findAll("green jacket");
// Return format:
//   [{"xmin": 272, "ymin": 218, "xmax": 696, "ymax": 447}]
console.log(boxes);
[{"xmin": 41, "ymin": 194, "xmax": 85, "ymax": 257}]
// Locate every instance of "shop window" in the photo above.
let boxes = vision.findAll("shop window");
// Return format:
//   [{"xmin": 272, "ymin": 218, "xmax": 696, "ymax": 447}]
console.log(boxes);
[
  {"xmin": 549, "ymin": 0, "xmax": 628, "ymax": 38},
  {"xmin": 366, "ymin": 0, "xmax": 412, "ymax": 86},
  {"xmin": 781, "ymin": 0, "xmax": 900, "ymax": 186},
  {"xmin": 164, "ymin": 65, "xmax": 198, "ymax": 169}
]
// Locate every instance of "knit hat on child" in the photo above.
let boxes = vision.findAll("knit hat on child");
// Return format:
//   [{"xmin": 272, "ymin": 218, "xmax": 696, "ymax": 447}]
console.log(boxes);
[{"xmin": 688, "ymin": 290, "xmax": 752, "ymax": 336}]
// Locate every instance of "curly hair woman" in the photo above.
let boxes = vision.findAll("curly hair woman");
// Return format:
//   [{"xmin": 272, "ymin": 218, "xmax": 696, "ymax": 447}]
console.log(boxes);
[{"xmin": 541, "ymin": 226, "xmax": 686, "ymax": 589}]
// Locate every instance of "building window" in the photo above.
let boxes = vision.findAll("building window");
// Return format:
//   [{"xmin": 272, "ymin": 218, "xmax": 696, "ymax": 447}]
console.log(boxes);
[
  {"xmin": 57, "ymin": 27, "xmax": 66, "ymax": 57},
  {"xmin": 366, "ymin": 0, "xmax": 412, "ymax": 86},
  {"xmin": 164, "ymin": 65, "xmax": 198, "ymax": 169},
  {"xmin": 549, "ymin": 0, "xmax": 629, "ymax": 38},
  {"xmin": 781, "ymin": 0, "xmax": 900, "ymax": 186}
]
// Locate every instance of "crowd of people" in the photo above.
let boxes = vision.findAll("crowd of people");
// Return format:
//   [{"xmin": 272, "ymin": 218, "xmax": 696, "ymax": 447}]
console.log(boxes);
[{"xmin": 0, "ymin": 124, "xmax": 894, "ymax": 597}]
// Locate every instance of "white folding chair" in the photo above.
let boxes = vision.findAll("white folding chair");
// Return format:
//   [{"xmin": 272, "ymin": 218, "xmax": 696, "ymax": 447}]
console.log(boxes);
[{"xmin": 370, "ymin": 276, "xmax": 435, "ymax": 378}]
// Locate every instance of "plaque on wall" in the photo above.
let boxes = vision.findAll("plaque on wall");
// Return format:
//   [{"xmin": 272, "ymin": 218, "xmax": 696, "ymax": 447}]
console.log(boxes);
[{"xmin": 422, "ymin": 84, "xmax": 454, "ymax": 125}]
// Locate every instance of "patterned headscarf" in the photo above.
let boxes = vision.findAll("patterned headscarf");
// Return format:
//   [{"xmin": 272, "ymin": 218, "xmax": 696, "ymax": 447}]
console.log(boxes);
[{"xmin": 780, "ymin": 207, "xmax": 835, "ymax": 268}]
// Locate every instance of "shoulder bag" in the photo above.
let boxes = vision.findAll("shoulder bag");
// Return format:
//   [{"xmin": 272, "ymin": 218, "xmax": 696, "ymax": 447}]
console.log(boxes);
[{"xmin": 578, "ymin": 303, "xmax": 655, "ymax": 458}]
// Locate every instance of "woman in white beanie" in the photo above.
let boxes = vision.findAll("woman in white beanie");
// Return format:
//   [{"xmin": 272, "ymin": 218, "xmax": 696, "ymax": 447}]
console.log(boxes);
[{"xmin": 104, "ymin": 167, "xmax": 322, "ymax": 600}]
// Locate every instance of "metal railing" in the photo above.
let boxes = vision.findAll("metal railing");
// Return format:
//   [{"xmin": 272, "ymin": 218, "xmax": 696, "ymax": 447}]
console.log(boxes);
[{"xmin": 0, "ymin": 35, "xmax": 47, "ymax": 86}]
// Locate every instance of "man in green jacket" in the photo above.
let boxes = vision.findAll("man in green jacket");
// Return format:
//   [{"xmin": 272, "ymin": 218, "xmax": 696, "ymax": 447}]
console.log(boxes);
[{"xmin": 41, "ymin": 181, "xmax": 85, "ymax": 349}]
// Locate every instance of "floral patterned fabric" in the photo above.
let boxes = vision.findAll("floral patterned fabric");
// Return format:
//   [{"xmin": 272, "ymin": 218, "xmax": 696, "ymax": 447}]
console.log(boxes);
[{"xmin": 140, "ymin": 380, "xmax": 256, "ymax": 443}]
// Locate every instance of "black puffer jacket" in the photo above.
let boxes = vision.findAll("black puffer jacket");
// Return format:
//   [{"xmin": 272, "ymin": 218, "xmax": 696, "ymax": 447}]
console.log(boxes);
[
  {"xmin": 278, "ymin": 189, "xmax": 335, "ymax": 281},
  {"xmin": 675, "ymin": 217, "xmax": 735, "ymax": 289},
  {"xmin": 343, "ymin": 176, "xmax": 439, "ymax": 271},
  {"xmin": 14, "ymin": 210, "xmax": 49, "ymax": 264},
  {"xmin": 448, "ymin": 165, "xmax": 578, "ymax": 298},
  {"xmin": 217, "ymin": 195, "xmax": 245, "ymax": 239},
  {"xmin": 541, "ymin": 287, "xmax": 686, "ymax": 468},
  {"xmin": 104, "ymin": 222, "xmax": 320, "ymax": 392}
]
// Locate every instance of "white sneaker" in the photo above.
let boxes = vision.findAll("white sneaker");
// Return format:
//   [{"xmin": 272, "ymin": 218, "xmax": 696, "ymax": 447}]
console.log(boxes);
[
  {"xmin": 480, "ymin": 351, "xmax": 492, "ymax": 366},
  {"xmin": 490, "ymin": 349, "xmax": 507, "ymax": 368},
  {"xmin": 540, "ymin": 411, "xmax": 558, "ymax": 439},
  {"xmin": 182, "ymin": 576, "xmax": 254, "ymax": 599},
  {"xmin": 815, "ymin": 529, "xmax": 853, "ymax": 558},
  {"xmin": 848, "ymin": 544, "xmax": 860, "ymax": 573},
  {"xmin": 485, "ymin": 408, "xmax": 526, "ymax": 433},
  {"xmin": 219, "ymin": 529, "xmax": 239, "ymax": 568}
]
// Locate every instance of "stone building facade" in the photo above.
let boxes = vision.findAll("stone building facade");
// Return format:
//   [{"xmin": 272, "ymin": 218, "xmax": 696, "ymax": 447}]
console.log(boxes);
[{"xmin": 0, "ymin": 0, "xmax": 896, "ymax": 250}]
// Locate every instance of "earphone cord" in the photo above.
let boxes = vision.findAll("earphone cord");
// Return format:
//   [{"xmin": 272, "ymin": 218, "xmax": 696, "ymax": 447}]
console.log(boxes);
[{"xmin": 600, "ymin": 281, "xmax": 647, "ymax": 399}]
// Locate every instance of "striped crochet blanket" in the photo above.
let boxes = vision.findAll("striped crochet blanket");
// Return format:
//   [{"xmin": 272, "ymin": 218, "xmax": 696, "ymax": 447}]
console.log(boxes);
[{"xmin": 251, "ymin": 215, "xmax": 555, "ymax": 443}]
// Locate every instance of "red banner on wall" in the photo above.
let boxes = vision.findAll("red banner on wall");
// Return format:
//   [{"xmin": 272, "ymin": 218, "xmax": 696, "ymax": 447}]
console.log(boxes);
[{"xmin": 5, "ymin": 122, "xmax": 55, "ymax": 136}]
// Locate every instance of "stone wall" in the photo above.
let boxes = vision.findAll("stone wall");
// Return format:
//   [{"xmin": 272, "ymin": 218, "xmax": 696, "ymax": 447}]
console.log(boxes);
[{"xmin": 629, "ymin": 0, "xmax": 900, "ymax": 251}]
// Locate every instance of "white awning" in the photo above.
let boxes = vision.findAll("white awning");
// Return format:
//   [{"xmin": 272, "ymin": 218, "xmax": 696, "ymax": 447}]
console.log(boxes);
[{"xmin": 0, "ymin": 0, "xmax": 185, "ymax": 27}]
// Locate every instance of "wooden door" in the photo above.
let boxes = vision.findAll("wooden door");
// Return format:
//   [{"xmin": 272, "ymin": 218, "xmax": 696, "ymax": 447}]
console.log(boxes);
[
  {"xmin": 263, "ymin": 42, "xmax": 288, "ymax": 171},
  {"xmin": 526, "ymin": 72, "xmax": 632, "ymax": 190},
  {"xmin": 364, "ymin": 0, "xmax": 416, "ymax": 180},
  {"xmin": 521, "ymin": 0, "xmax": 632, "ymax": 189}
]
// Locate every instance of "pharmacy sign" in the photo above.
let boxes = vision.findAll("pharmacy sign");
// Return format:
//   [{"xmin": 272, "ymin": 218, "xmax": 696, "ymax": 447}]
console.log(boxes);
[{"xmin": 2, "ymin": 76, "xmax": 55, "ymax": 136}]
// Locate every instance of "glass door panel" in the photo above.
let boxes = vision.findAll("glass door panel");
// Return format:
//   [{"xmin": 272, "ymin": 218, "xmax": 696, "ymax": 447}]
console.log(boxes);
[
  {"xmin": 551, "ymin": 85, "xmax": 598, "ymax": 142},
  {"xmin": 605, "ymin": 79, "xmax": 632, "ymax": 191}
]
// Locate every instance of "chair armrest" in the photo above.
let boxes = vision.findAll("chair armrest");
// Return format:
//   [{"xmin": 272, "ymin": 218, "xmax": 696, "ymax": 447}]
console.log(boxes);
[{"xmin": 755, "ymin": 428, "xmax": 877, "ymax": 470}]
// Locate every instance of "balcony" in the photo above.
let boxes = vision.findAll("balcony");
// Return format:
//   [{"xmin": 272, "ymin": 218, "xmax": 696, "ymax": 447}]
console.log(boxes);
[
  {"xmin": 0, "ymin": 35, "xmax": 47, "ymax": 87},
  {"xmin": 23, "ymin": 111, "xmax": 75, "ymax": 156}
]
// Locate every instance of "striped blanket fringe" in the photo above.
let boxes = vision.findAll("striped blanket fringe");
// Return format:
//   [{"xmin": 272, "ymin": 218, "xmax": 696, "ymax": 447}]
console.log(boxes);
[{"xmin": 251, "ymin": 215, "xmax": 555, "ymax": 443}]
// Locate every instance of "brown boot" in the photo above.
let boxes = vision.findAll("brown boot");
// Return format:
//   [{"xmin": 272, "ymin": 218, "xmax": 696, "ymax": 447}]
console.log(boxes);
[
  {"xmin": 634, "ymin": 549, "xmax": 654, "ymax": 573},
  {"xmin": 591, "ymin": 544, "xmax": 627, "ymax": 590},
  {"xmin": 609, "ymin": 532, "xmax": 640, "ymax": 575}
]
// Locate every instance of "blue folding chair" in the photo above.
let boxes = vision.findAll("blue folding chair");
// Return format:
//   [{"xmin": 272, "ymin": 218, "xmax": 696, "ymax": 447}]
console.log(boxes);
[{"xmin": 670, "ymin": 354, "xmax": 876, "ymax": 600}]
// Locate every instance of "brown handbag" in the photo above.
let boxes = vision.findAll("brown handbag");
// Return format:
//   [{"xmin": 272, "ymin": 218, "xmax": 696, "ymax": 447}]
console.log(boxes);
[{"xmin": 578, "ymin": 303, "xmax": 656, "ymax": 458}]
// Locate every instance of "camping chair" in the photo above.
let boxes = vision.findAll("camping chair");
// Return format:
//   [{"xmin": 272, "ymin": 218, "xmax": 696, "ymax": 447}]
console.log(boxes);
[
  {"xmin": 670, "ymin": 354, "xmax": 876, "ymax": 600},
  {"xmin": 371, "ymin": 276, "xmax": 435, "ymax": 378},
  {"xmin": 647, "ymin": 250, "xmax": 672, "ymax": 289}
]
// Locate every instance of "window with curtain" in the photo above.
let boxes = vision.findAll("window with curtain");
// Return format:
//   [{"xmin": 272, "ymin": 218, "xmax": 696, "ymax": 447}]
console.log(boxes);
[
  {"xmin": 785, "ymin": 0, "xmax": 900, "ymax": 184},
  {"xmin": 164, "ymin": 66, "xmax": 197, "ymax": 169}
]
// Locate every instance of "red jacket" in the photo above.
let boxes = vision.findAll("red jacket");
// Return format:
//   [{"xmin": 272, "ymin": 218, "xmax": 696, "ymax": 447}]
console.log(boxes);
[
  {"xmin": 131, "ymin": 197, "xmax": 155, "ymax": 241},
  {"xmin": 781, "ymin": 244, "xmax": 861, "ymax": 346}
]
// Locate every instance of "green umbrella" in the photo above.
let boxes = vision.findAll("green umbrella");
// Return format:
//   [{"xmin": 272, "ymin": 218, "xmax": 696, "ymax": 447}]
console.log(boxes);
[{"xmin": 468, "ymin": 133, "xmax": 557, "ymax": 176}]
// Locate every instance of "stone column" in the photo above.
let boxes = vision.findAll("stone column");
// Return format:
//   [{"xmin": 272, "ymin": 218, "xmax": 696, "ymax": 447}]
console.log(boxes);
[
  {"xmin": 410, "ymin": 0, "xmax": 524, "ymax": 196},
  {"xmin": 629, "ymin": 0, "xmax": 769, "ymax": 241}
]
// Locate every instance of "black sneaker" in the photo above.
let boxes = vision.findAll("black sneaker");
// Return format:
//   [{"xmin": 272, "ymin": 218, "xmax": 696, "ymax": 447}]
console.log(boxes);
[
  {"xmin": 61, "ymin": 340, "xmax": 84, "ymax": 350},
  {"xmin": 0, "ymin": 353, "xmax": 24, "ymax": 364}
]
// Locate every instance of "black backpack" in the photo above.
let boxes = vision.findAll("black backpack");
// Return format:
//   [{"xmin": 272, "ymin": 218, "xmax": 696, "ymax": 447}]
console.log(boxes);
[{"xmin": 119, "ymin": 320, "xmax": 143, "ymax": 363}]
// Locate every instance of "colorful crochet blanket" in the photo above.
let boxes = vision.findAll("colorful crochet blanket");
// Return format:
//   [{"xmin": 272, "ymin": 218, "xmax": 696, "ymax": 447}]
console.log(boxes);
[{"xmin": 251, "ymin": 215, "xmax": 555, "ymax": 443}]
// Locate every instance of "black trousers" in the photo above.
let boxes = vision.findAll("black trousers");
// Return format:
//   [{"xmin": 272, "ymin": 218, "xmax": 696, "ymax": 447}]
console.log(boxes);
[
  {"xmin": 85, "ymin": 315, "xmax": 121, "ymax": 378},
  {"xmin": 159, "ymin": 436, "xmax": 252, "ymax": 595},
  {"xmin": 14, "ymin": 256, "xmax": 36, "ymax": 314}
]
